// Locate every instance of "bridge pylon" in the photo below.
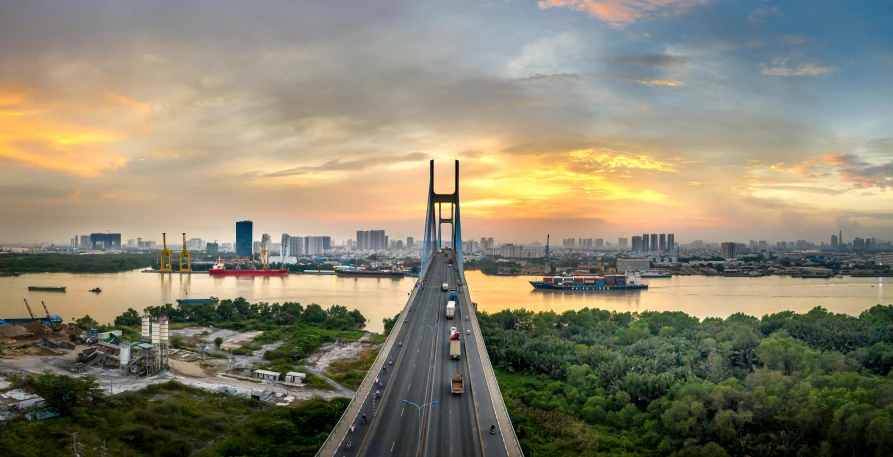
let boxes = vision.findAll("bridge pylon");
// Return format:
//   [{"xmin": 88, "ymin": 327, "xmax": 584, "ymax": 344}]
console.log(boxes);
[{"xmin": 422, "ymin": 160, "xmax": 463, "ymax": 272}]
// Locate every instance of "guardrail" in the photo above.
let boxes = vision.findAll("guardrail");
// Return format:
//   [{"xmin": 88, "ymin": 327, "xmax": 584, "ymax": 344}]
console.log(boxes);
[
  {"xmin": 461, "ymin": 267, "xmax": 525, "ymax": 457},
  {"xmin": 314, "ymin": 257, "xmax": 434, "ymax": 457}
]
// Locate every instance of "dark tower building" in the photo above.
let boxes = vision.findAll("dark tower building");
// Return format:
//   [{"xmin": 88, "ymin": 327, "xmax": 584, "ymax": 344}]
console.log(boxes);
[{"xmin": 236, "ymin": 221, "xmax": 253, "ymax": 258}]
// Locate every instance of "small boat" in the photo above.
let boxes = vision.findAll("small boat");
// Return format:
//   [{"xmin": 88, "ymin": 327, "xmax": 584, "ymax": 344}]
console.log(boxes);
[
  {"xmin": 0, "ymin": 271, "xmax": 21, "ymax": 277},
  {"xmin": 28, "ymin": 286, "xmax": 67, "ymax": 292},
  {"xmin": 89, "ymin": 288, "xmax": 102, "ymax": 293}
]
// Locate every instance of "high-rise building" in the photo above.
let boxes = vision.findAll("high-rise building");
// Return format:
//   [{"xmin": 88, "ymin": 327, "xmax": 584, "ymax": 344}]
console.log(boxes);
[
  {"xmin": 407, "ymin": 237, "xmax": 414, "ymax": 248},
  {"xmin": 668, "ymin": 234, "xmax": 675, "ymax": 251},
  {"xmin": 831, "ymin": 235, "xmax": 838, "ymax": 248},
  {"xmin": 595, "ymin": 238, "xmax": 604, "ymax": 248},
  {"xmin": 304, "ymin": 236, "xmax": 327, "ymax": 256},
  {"xmin": 631, "ymin": 236, "xmax": 642, "ymax": 251},
  {"xmin": 840, "ymin": 230, "xmax": 843, "ymax": 246},
  {"xmin": 281, "ymin": 233, "xmax": 291, "ymax": 257},
  {"xmin": 642, "ymin": 234, "xmax": 649, "ymax": 251},
  {"xmin": 90, "ymin": 233, "xmax": 122, "ymax": 250},
  {"xmin": 79, "ymin": 235, "xmax": 90, "ymax": 248},
  {"xmin": 236, "ymin": 221, "xmax": 253, "ymax": 258},
  {"xmin": 659, "ymin": 234, "xmax": 667, "ymax": 252},
  {"xmin": 721, "ymin": 242, "xmax": 738, "ymax": 259},
  {"xmin": 289, "ymin": 236, "xmax": 303, "ymax": 257},
  {"xmin": 650, "ymin": 234, "xmax": 658, "ymax": 252},
  {"xmin": 758, "ymin": 240, "xmax": 767, "ymax": 251},
  {"xmin": 618, "ymin": 237, "xmax": 628, "ymax": 249},
  {"xmin": 207, "ymin": 242, "xmax": 219, "ymax": 255},
  {"xmin": 187, "ymin": 238, "xmax": 203, "ymax": 250}
]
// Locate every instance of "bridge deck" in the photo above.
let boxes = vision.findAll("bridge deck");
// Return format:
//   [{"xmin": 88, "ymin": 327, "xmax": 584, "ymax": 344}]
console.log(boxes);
[{"xmin": 316, "ymin": 253, "xmax": 522, "ymax": 457}]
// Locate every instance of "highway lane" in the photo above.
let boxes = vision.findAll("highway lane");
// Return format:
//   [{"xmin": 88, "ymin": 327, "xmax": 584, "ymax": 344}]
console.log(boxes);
[
  {"xmin": 332, "ymin": 257, "xmax": 442, "ymax": 456},
  {"xmin": 454, "ymin": 262, "xmax": 510, "ymax": 456},
  {"xmin": 359, "ymin": 256, "xmax": 451, "ymax": 456},
  {"xmin": 424, "ymin": 262, "xmax": 482, "ymax": 457}
]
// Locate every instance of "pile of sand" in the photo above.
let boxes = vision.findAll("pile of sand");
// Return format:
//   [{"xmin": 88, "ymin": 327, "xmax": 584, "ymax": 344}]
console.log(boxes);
[
  {"xmin": 0, "ymin": 324, "xmax": 31, "ymax": 338},
  {"xmin": 22, "ymin": 322, "xmax": 51, "ymax": 335}
]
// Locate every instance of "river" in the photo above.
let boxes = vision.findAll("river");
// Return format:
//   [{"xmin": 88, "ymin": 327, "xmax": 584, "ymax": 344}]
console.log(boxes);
[{"xmin": 1, "ymin": 271, "xmax": 889, "ymax": 333}]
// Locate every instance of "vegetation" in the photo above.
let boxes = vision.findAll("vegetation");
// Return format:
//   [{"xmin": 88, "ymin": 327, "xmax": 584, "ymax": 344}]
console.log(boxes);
[
  {"xmin": 325, "ymin": 347, "xmax": 381, "ymax": 389},
  {"xmin": 0, "ymin": 376, "xmax": 346, "ymax": 457},
  {"xmin": 0, "ymin": 253, "xmax": 157, "ymax": 273},
  {"xmin": 479, "ymin": 305, "xmax": 893, "ymax": 457}
]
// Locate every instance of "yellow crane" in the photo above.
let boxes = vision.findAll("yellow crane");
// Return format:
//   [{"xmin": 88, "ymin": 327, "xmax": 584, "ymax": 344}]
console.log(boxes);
[
  {"xmin": 259, "ymin": 233, "xmax": 272, "ymax": 271},
  {"xmin": 179, "ymin": 232, "xmax": 192, "ymax": 272},
  {"xmin": 160, "ymin": 233, "xmax": 174, "ymax": 272}
]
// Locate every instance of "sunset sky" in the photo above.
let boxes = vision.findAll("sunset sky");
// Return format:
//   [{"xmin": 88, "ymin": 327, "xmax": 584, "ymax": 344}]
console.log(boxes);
[{"xmin": 1, "ymin": 0, "xmax": 891, "ymax": 245}]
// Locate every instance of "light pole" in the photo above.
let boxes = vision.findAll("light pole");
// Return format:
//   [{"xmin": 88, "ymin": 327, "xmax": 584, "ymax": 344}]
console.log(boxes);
[
  {"xmin": 421, "ymin": 323, "xmax": 441, "ymax": 340},
  {"xmin": 402, "ymin": 399, "xmax": 438, "ymax": 420},
  {"xmin": 403, "ymin": 398, "xmax": 439, "ymax": 452}
]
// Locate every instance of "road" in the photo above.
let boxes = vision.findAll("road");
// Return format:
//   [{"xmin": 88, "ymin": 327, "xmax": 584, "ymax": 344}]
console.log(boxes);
[{"xmin": 326, "ymin": 252, "xmax": 509, "ymax": 457}]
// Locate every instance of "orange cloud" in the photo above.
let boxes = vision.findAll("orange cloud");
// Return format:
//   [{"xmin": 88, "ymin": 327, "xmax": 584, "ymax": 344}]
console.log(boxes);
[
  {"xmin": 537, "ymin": 0, "xmax": 708, "ymax": 25},
  {"xmin": 105, "ymin": 93, "xmax": 151, "ymax": 112},
  {"xmin": 0, "ymin": 87, "xmax": 130, "ymax": 177}
]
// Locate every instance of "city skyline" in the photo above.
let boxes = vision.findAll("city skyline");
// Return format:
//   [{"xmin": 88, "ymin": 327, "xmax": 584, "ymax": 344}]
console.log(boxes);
[{"xmin": 1, "ymin": 1, "xmax": 892, "ymax": 244}]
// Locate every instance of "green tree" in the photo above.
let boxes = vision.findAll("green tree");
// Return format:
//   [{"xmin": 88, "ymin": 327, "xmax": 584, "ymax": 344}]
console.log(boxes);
[
  {"xmin": 76, "ymin": 315, "xmax": 99, "ymax": 330},
  {"xmin": 114, "ymin": 307, "xmax": 141, "ymax": 327},
  {"xmin": 31, "ymin": 372, "xmax": 105, "ymax": 417},
  {"xmin": 214, "ymin": 336, "xmax": 224, "ymax": 349}
]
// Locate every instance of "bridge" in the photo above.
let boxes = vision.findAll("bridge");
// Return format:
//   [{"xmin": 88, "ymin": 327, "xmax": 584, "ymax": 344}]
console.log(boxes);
[{"xmin": 316, "ymin": 160, "xmax": 523, "ymax": 457}]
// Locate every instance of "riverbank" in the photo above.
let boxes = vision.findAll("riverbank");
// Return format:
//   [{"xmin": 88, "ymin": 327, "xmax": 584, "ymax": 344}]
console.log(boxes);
[{"xmin": 0, "ymin": 253, "xmax": 158, "ymax": 274}]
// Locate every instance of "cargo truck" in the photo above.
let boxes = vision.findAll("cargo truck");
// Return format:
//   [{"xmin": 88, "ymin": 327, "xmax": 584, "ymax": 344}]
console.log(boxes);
[
  {"xmin": 449, "ymin": 290, "xmax": 457, "ymax": 300},
  {"xmin": 451, "ymin": 373, "xmax": 464, "ymax": 394},
  {"xmin": 441, "ymin": 282, "xmax": 449, "ymax": 291},
  {"xmin": 449, "ymin": 332, "xmax": 461, "ymax": 359},
  {"xmin": 445, "ymin": 301, "xmax": 456, "ymax": 319}
]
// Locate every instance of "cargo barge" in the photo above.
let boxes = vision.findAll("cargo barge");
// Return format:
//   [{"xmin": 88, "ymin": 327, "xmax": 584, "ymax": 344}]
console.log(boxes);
[
  {"xmin": 208, "ymin": 258, "xmax": 288, "ymax": 276},
  {"xmin": 530, "ymin": 273, "xmax": 647, "ymax": 291},
  {"xmin": 640, "ymin": 270, "xmax": 672, "ymax": 278},
  {"xmin": 176, "ymin": 297, "xmax": 220, "ymax": 304},
  {"xmin": 334, "ymin": 268, "xmax": 404, "ymax": 279},
  {"xmin": 28, "ymin": 286, "xmax": 67, "ymax": 292}
]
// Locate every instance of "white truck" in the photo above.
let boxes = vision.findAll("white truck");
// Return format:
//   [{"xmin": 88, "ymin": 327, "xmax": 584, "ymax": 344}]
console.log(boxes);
[
  {"xmin": 441, "ymin": 282, "xmax": 449, "ymax": 291},
  {"xmin": 445, "ymin": 301, "xmax": 456, "ymax": 319}
]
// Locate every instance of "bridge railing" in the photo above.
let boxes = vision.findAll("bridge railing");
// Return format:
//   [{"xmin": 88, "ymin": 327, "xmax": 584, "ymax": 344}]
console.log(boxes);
[
  {"xmin": 462, "ymin": 267, "xmax": 525, "ymax": 457},
  {"xmin": 314, "ymin": 256, "xmax": 434, "ymax": 457}
]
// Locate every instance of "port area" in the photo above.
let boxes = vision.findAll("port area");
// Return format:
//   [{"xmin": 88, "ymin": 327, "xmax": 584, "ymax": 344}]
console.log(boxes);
[
  {"xmin": 0, "ymin": 326, "xmax": 381, "ymax": 407},
  {"xmin": 140, "ymin": 269, "xmax": 209, "ymax": 274}
]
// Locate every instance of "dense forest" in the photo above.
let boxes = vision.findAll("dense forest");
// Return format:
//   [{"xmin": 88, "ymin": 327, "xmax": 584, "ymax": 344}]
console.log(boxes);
[
  {"xmin": 478, "ymin": 305, "xmax": 893, "ymax": 457},
  {"xmin": 0, "ymin": 253, "xmax": 157, "ymax": 273},
  {"xmin": 0, "ymin": 376, "xmax": 346, "ymax": 457}
]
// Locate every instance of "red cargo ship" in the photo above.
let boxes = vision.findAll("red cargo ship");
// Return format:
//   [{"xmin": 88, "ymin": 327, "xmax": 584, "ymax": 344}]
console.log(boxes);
[{"xmin": 208, "ymin": 258, "xmax": 288, "ymax": 276}]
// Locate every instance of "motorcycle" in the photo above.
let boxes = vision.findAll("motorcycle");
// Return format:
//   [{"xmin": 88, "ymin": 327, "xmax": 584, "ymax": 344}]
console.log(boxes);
[
  {"xmin": 362, "ymin": 415, "xmax": 367, "ymax": 425},
  {"xmin": 389, "ymin": 357, "xmax": 394, "ymax": 365},
  {"xmin": 345, "ymin": 441, "xmax": 352, "ymax": 451},
  {"xmin": 490, "ymin": 426, "xmax": 496, "ymax": 435},
  {"xmin": 398, "ymin": 340, "xmax": 402, "ymax": 347}
]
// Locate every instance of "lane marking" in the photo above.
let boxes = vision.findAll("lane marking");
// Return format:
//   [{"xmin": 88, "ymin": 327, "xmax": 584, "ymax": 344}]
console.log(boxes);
[
  {"xmin": 408, "ymin": 382, "xmax": 411, "ymax": 389},
  {"xmin": 391, "ymin": 441, "xmax": 395, "ymax": 452},
  {"xmin": 401, "ymin": 407, "xmax": 405, "ymax": 417}
]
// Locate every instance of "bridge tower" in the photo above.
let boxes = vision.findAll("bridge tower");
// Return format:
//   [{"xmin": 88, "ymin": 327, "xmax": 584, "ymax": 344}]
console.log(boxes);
[{"xmin": 422, "ymin": 160, "xmax": 463, "ymax": 272}]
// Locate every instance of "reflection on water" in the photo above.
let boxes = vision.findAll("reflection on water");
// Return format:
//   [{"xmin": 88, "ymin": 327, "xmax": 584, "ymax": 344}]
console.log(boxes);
[{"xmin": 1, "ymin": 270, "xmax": 890, "ymax": 333}]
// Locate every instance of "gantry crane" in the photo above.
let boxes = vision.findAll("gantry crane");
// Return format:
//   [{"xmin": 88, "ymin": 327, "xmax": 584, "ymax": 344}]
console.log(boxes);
[
  {"xmin": 160, "ymin": 233, "xmax": 174, "ymax": 272},
  {"xmin": 258, "ymin": 233, "xmax": 272, "ymax": 270},
  {"xmin": 22, "ymin": 299, "xmax": 37, "ymax": 321},
  {"xmin": 179, "ymin": 232, "xmax": 191, "ymax": 272}
]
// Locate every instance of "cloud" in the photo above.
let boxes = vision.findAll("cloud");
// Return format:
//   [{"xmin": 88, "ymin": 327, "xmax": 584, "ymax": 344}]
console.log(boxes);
[
  {"xmin": 614, "ymin": 54, "xmax": 690, "ymax": 67},
  {"xmin": 458, "ymin": 150, "xmax": 484, "ymax": 159},
  {"xmin": 632, "ymin": 79, "xmax": 684, "ymax": 86},
  {"xmin": 262, "ymin": 152, "xmax": 430, "ymax": 178},
  {"xmin": 762, "ymin": 62, "xmax": 836, "ymax": 77},
  {"xmin": 568, "ymin": 149, "xmax": 678, "ymax": 173},
  {"xmin": 105, "ymin": 93, "xmax": 151, "ymax": 112},
  {"xmin": 537, "ymin": 0, "xmax": 709, "ymax": 26}
]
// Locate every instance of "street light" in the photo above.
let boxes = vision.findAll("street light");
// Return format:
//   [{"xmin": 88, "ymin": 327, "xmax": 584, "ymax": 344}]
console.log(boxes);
[
  {"xmin": 402, "ymin": 399, "xmax": 438, "ymax": 417},
  {"xmin": 421, "ymin": 323, "xmax": 442, "ymax": 339}
]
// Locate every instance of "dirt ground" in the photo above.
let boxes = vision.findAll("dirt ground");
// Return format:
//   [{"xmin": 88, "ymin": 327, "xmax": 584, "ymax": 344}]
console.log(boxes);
[{"xmin": 0, "ymin": 327, "xmax": 382, "ymax": 402}]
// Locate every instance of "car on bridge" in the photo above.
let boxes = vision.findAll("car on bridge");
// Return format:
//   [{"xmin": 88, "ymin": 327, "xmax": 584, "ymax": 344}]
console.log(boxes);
[{"xmin": 441, "ymin": 282, "xmax": 449, "ymax": 291}]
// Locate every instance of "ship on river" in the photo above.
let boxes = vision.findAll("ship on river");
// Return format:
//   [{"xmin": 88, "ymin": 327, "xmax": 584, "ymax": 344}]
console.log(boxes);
[
  {"xmin": 334, "ymin": 266, "xmax": 404, "ymax": 279},
  {"xmin": 530, "ymin": 273, "xmax": 648, "ymax": 291},
  {"xmin": 208, "ymin": 258, "xmax": 288, "ymax": 276}
]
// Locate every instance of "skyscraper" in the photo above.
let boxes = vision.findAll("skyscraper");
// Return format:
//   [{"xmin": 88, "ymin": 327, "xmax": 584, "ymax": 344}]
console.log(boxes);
[
  {"xmin": 289, "ymin": 236, "xmax": 303, "ymax": 256},
  {"xmin": 236, "ymin": 221, "xmax": 253, "ymax": 258},
  {"xmin": 721, "ymin": 242, "xmax": 738, "ymax": 259},
  {"xmin": 618, "ymin": 237, "xmax": 628, "ymax": 249},
  {"xmin": 840, "ymin": 230, "xmax": 843, "ymax": 247},
  {"xmin": 281, "ymin": 233, "xmax": 290, "ymax": 257},
  {"xmin": 667, "ymin": 234, "xmax": 675, "ymax": 251},
  {"xmin": 642, "ymin": 233, "xmax": 649, "ymax": 251},
  {"xmin": 659, "ymin": 234, "xmax": 667, "ymax": 252},
  {"xmin": 406, "ymin": 237, "xmax": 414, "ymax": 248},
  {"xmin": 650, "ymin": 234, "xmax": 658, "ymax": 252},
  {"xmin": 831, "ymin": 235, "xmax": 838, "ymax": 248}
]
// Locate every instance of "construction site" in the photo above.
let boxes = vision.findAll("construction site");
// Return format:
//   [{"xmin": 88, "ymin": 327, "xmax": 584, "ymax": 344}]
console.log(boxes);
[{"xmin": 73, "ymin": 316, "xmax": 170, "ymax": 376}]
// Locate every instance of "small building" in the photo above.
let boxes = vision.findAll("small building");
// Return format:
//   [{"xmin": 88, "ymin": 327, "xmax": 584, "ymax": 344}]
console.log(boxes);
[
  {"xmin": 0, "ymin": 415, "xmax": 7, "ymax": 426},
  {"xmin": 616, "ymin": 258, "xmax": 651, "ymax": 272},
  {"xmin": 2, "ymin": 390, "xmax": 45, "ymax": 410},
  {"xmin": 284, "ymin": 372, "xmax": 306, "ymax": 384},
  {"xmin": 97, "ymin": 330, "xmax": 122, "ymax": 341},
  {"xmin": 253, "ymin": 369, "xmax": 281, "ymax": 381}
]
